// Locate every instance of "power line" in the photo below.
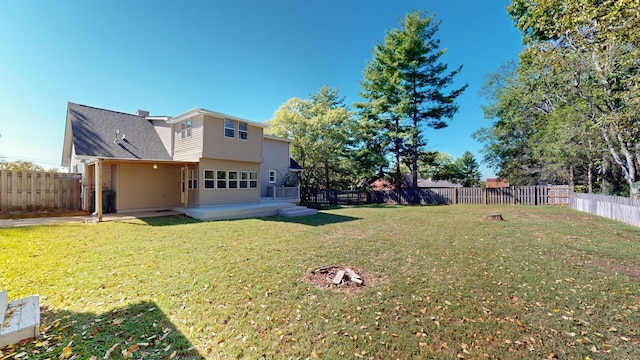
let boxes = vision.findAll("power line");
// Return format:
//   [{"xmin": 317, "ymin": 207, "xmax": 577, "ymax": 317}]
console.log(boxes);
[{"xmin": 0, "ymin": 154, "xmax": 61, "ymax": 167}]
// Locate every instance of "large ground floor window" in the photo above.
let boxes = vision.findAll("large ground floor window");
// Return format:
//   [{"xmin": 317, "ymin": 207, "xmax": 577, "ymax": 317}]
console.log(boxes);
[{"xmin": 203, "ymin": 169, "xmax": 258, "ymax": 189}]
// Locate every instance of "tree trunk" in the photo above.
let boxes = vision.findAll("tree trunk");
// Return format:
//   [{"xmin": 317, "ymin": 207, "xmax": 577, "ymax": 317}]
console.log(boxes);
[
  {"xmin": 393, "ymin": 117, "xmax": 403, "ymax": 189},
  {"xmin": 601, "ymin": 127, "xmax": 637, "ymax": 197},
  {"xmin": 569, "ymin": 165, "xmax": 574, "ymax": 187},
  {"xmin": 324, "ymin": 161, "xmax": 330, "ymax": 190},
  {"xmin": 587, "ymin": 161, "xmax": 593, "ymax": 193}
]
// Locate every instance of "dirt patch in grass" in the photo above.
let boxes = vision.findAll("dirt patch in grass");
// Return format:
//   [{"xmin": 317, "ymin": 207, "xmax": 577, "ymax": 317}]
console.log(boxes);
[
  {"xmin": 303, "ymin": 265, "xmax": 374, "ymax": 293},
  {"xmin": 588, "ymin": 257, "xmax": 640, "ymax": 282},
  {"xmin": 559, "ymin": 250, "xmax": 640, "ymax": 282}
]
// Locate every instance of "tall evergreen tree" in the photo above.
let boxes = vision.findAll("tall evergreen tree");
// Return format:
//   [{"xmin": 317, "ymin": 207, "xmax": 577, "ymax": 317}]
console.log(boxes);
[
  {"xmin": 454, "ymin": 151, "xmax": 482, "ymax": 187},
  {"xmin": 356, "ymin": 11, "xmax": 467, "ymax": 198}
]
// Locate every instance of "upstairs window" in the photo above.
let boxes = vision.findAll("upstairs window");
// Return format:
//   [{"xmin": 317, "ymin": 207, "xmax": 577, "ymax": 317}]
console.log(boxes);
[
  {"xmin": 181, "ymin": 119, "xmax": 192, "ymax": 139},
  {"xmin": 238, "ymin": 122, "xmax": 248, "ymax": 140},
  {"xmin": 224, "ymin": 119, "xmax": 235, "ymax": 138}
]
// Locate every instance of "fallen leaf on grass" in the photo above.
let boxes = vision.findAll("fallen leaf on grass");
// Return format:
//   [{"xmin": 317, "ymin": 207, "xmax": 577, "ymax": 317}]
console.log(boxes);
[
  {"xmin": 59, "ymin": 346, "xmax": 72, "ymax": 359},
  {"xmin": 103, "ymin": 342, "xmax": 119, "ymax": 359}
]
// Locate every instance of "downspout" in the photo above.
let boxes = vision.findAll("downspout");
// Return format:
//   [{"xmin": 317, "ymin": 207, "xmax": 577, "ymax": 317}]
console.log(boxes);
[{"xmin": 95, "ymin": 158, "xmax": 103, "ymax": 222}]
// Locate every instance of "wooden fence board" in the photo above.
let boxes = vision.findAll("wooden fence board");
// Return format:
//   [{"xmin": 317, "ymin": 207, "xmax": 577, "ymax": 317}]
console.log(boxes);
[
  {"xmin": 571, "ymin": 193, "xmax": 640, "ymax": 227},
  {"xmin": 0, "ymin": 171, "xmax": 81, "ymax": 212}
]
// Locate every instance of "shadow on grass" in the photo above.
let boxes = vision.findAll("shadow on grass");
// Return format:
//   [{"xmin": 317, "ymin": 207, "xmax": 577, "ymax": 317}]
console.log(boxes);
[
  {"xmin": 122, "ymin": 215, "xmax": 203, "ymax": 227},
  {"xmin": 302, "ymin": 203, "xmax": 344, "ymax": 210},
  {"xmin": 259, "ymin": 211, "xmax": 360, "ymax": 226},
  {"xmin": 3, "ymin": 301, "xmax": 203, "ymax": 359}
]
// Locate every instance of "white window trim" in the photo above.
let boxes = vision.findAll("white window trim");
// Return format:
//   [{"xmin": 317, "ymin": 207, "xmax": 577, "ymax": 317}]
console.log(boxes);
[
  {"xmin": 228, "ymin": 171, "xmax": 239, "ymax": 189},
  {"xmin": 188, "ymin": 169, "xmax": 198, "ymax": 189},
  {"xmin": 269, "ymin": 170, "xmax": 277, "ymax": 184},
  {"xmin": 203, "ymin": 169, "xmax": 259, "ymax": 189},
  {"xmin": 216, "ymin": 170, "xmax": 228, "ymax": 189},
  {"xmin": 249, "ymin": 171, "xmax": 258, "ymax": 189},
  {"xmin": 224, "ymin": 119, "xmax": 235, "ymax": 138},
  {"xmin": 238, "ymin": 122, "xmax": 248, "ymax": 141},
  {"xmin": 239, "ymin": 171, "xmax": 248, "ymax": 189},
  {"xmin": 181, "ymin": 168, "xmax": 198, "ymax": 189},
  {"xmin": 203, "ymin": 169, "xmax": 215, "ymax": 189},
  {"xmin": 181, "ymin": 119, "xmax": 192, "ymax": 139}
]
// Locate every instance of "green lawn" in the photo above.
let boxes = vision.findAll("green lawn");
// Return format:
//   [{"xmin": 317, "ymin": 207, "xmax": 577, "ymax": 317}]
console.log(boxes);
[{"xmin": 1, "ymin": 205, "xmax": 639, "ymax": 359}]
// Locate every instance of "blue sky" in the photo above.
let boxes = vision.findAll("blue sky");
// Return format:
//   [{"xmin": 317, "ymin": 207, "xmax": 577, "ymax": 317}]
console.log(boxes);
[{"xmin": 0, "ymin": 0, "xmax": 522, "ymax": 177}]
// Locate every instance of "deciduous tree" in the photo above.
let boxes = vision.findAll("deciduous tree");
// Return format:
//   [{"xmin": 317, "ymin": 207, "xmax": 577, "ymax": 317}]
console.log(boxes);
[
  {"xmin": 266, "ymin": 86, "xmax": 353, "ymax": 193},
  {"xmin": 508, "ymin": 0, "xmax": 640, "ymax": 196},
  {"xmin": 0, "ymin": 160, "xmax": 45, "ymax": 171}
]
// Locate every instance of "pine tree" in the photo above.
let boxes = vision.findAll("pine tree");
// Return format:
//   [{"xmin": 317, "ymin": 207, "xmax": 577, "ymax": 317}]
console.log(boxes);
[{"xmin": 357, "ymin": 11, "xmax": 467, "ymax": 198}]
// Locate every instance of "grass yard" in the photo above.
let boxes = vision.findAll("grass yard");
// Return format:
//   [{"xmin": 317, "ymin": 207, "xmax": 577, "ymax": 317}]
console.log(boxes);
[{"xmin": 1, "ymin": 205, "xmax": 639, "ymax": 359}]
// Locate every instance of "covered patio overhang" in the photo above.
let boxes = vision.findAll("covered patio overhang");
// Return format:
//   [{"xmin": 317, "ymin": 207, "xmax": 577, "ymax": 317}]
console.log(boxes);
[{"xmin": 85, "ymin": 157, "xmax": 198, "ymax": 222}]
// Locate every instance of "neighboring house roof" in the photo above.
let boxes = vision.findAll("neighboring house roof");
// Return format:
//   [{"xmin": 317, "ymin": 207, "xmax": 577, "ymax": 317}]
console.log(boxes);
[
  {"xmin": 289, "ymin": 158, "xmax": 303, "ymax": 172},
  {"xmin": 370, "ymin": 175, "xmax": 462, "ymax": 190},
  {"xmin": 62, "ymin": 102, "xmax": 172, "ymax": 166},
  {"xmin": 370, "ymin": 179, "xmax": 395, "ymax": 191},
  {"xmin": 417, "ymin": 178, "xmax": 462, "ymax": 188},
  {"xmin": 486, "ymin": 178, "xmax": 509, "ymax": 188},
  {"xmin": 264, "ymin": 134, "xmax": 292, "ymax": 142}
]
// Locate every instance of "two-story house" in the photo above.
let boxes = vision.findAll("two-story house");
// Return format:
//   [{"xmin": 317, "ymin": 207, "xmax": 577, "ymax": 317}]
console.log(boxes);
[{"xmin": 61, "ymin": 102, "xmax": 311, "ymax": 221}]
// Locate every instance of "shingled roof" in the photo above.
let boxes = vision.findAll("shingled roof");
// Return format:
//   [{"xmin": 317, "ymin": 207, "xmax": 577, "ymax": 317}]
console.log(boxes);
[{"xmin": 64, "ymin": 102, "xmax": 172, "ymax": 162}]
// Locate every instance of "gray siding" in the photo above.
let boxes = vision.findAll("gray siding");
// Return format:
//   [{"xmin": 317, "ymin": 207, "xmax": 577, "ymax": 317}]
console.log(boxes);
[{"xmin": 260, "ymin": 138, "xmax": 291, "ymax": 197}]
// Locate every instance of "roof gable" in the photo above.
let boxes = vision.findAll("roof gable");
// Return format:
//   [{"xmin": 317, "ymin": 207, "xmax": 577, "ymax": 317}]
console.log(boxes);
[{"xmin": 65, "ymin": 102, "xmax": 172, "ymax": 161}]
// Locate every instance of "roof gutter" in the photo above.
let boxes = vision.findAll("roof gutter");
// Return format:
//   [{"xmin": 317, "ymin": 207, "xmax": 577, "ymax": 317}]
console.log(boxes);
[
  {"xmin": 167, "ymin": 108, "xmax": 268, "ymax": 128},
  {"xmin": 84, "ymin": 157, "xmax": 198, "ymax": 166}
]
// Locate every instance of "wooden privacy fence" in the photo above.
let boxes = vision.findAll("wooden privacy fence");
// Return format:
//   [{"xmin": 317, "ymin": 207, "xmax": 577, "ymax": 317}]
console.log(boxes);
[
  {"xmin": 371, "ymin": 185, "xmax": 572, "ymax": 206},
  {"xmin": 0, "ymin": 171, "xmax": 82, "ymax": 212},
  {"xmin": 570, "ymin": 193, "xmax": 640, "ymax": 227}
]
